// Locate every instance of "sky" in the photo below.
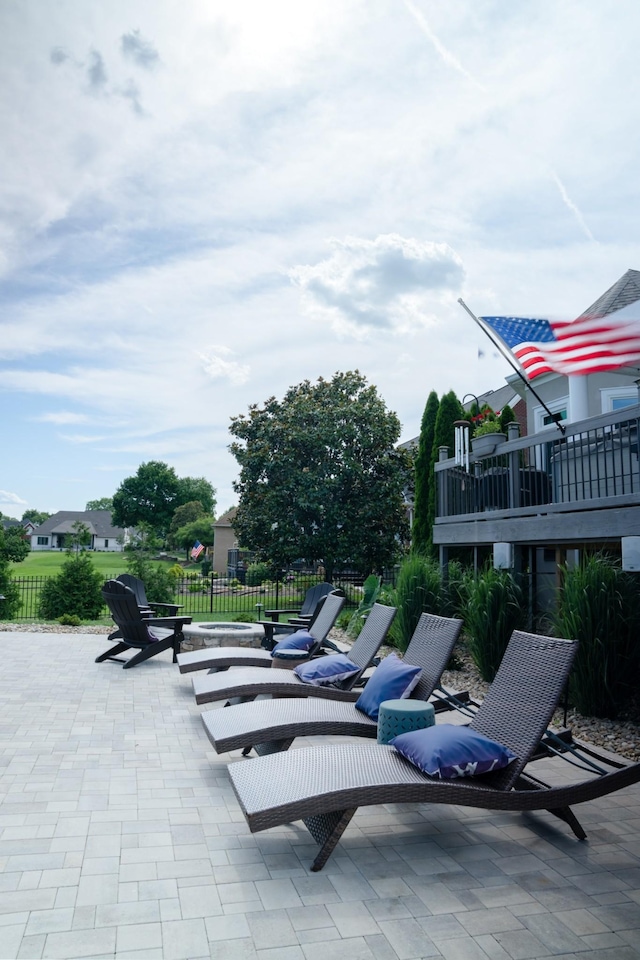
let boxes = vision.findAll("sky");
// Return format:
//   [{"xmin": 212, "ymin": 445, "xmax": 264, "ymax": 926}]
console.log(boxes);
[{"xmin": 2, "ymin": 0, "xmax": 640, "ymax": 519}]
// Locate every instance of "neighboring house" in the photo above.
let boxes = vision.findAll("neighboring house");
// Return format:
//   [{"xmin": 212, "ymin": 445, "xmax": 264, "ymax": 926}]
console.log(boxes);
[
  {"xmin": 212, "ymin": 507, "xmax": 238, "ymax": 575},
  {"xmin": 2, "ymin": 519, "xmax": 37, "ymax": 537},
  {"xmin": 31, "ymin": 511, "xmax": 129, "ymax": 552},
  {"xmin": 432, "ymin": 268, "xmax": 640, "ymax": 614}
]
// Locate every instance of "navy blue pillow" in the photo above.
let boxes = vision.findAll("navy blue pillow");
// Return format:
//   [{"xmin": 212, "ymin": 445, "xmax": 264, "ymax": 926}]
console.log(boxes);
[
  {"xmin": 294, "ymin": 653, "xmax": 360, "ymax": 686},
  {"xmin": 271, "ymin": 630, "xmax": 315, "ymax": 654},
  {"xmin": 355, "ymin": 654, "xmax": 423, "ymax": 720},
  {"xmin": 391, "ymin": 724, "xmax": 517, "ymax": 780}
]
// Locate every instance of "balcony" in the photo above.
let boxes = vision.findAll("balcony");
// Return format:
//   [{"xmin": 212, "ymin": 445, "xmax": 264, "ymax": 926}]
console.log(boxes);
[{"xmin": 434, "ymin": 404, "xmax": 640, "ymax": 547}]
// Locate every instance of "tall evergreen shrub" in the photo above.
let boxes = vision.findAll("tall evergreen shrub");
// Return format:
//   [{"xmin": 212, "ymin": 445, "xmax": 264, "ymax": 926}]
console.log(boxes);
[
  {"xmin": 554, "ymin": 554, "xmax": 640, "ymax": 718},
  {"xmin": 499, "ymin": 403, "xmax": 516, "ymax": 434},
  {"xmin": 39, "ymin": 552, "xmax": 105, "ymax": 621},
  {"xmin": 412, "ymin": 391, "xmax": 439, "ymax": 554},
  {"xmin": 427, "ymin": 391, "xmax": 464, "ymax": 557}
]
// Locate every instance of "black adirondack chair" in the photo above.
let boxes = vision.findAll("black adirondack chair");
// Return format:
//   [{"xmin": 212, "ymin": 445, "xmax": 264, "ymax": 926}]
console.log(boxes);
[
  {"xmin": 258, "ymin": 582, "xmax": 338, "ymax": 648},
  {"xmin": 116, "ymin": 573, "xmax": 182, "ymax": 617},
  {"xmin": 97, "ymin": 580, "xmax": 192, "ymax": 669},
  {"xmin": 263, "ymin": 582, "xmax": 335, "ymax": 625}
]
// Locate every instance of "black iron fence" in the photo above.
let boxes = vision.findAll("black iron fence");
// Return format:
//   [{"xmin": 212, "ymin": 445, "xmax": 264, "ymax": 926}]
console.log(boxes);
[{"xmin": 5, "ymin": 573, "xmax": 369, "ymax": 622}]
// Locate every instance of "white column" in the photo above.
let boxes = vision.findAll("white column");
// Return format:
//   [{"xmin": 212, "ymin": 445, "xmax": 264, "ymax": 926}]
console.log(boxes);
[{"xmin": 568, "ymin": 375, "xmax": 589, "ymax": 423}]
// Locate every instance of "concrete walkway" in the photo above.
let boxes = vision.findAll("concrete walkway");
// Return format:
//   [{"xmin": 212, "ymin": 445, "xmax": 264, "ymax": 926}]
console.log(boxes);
[{"xmin": 1, "ymin": 633, "xmax": 639, "ymax": 960}]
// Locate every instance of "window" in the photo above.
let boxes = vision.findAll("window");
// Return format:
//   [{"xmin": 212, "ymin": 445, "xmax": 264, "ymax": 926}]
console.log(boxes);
[
  {"xmin": 600, "ymin": 386, "xmax": 639, "ymax": 413},
  {"xmin": 37, "ymin": 536, "xmax": 48, "ymax": 545},
  {"xmin": 534, "ymin": 397, "xmax": 569, "ymax": 433},
  {"xmin": 104, "ymin": 539, "xmax": 109, "ymax": 548},
  {"xmin": 542, "ymin": 409, "xmax": 567, "ymax": 426}
]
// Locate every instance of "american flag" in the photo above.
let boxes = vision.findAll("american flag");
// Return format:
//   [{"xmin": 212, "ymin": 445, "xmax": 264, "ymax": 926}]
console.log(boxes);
[
  {"xmin": 191, "ymin": 540, "xmax": 204, "ymax": 560},
  {"xmin": 480, "ymin": 307, "xmax": 640, "ymax": 380}
]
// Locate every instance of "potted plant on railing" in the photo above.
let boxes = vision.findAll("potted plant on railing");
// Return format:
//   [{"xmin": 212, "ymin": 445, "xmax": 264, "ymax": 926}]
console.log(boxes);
[{"xmin": 470, "ymin": 415, "xmax": 507, "ymax": 457}]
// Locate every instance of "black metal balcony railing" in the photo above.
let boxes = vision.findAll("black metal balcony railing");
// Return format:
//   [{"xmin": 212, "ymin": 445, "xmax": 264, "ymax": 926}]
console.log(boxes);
[{"xmin": 436, "ymin": 405, "xmax": 640, "ymax": 520}]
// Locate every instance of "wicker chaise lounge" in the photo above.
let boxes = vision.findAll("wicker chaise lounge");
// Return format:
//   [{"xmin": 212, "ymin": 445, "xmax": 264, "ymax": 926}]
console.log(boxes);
[
  {"xmin": 176, "ymin": 592, "xmax": 345, "ymax": 674},
  {"xmin": 201, "ymin": 612, "xmax": 463, "ymax": 756},
  {"xmin": 229, "ymin": 629, "xmax": 640, "ymax": 870},
  {"xmin": 191, "ymin": 602, "xmax": 397, "ymax": 706}
]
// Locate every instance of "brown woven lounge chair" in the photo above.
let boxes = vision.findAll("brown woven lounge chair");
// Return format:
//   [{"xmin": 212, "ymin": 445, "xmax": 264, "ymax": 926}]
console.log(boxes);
[
  {"xmin": 201, "ymin": 612, "xmax": 463, "ymax": 756},
  {"xmin": 177, "ymin": 592, "xmax": 345, "ymax": 675},
  {"xmin": 229, "ymin": 629, "xmax": 640, "ymax": 870},
  {"xmin": 191, "ymin": 602, "xmax": 397, "ymax": 706}
]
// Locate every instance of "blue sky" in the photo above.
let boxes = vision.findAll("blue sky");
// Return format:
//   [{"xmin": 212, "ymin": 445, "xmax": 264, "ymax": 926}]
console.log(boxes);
[{"xmin": 2, "ymin": 0, "xmax": 640, "ymax": 518}]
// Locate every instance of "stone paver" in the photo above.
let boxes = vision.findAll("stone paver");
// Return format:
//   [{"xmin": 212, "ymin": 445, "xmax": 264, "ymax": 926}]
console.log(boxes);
[{"xmin": 1, "ymin": 632, "xmax": 639, "ymax": 959}]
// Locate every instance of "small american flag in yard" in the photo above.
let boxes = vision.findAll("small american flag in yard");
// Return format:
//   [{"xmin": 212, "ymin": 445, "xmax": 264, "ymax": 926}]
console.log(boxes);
[{"xmin": 191, "ymin": 540, "xmax": 204, "ymax": 560}]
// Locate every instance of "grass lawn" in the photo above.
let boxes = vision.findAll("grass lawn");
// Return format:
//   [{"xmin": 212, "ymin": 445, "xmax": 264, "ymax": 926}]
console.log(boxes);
[{"xmin": 12, "ymin": 551, "xmax": 176, "ymax": 578}]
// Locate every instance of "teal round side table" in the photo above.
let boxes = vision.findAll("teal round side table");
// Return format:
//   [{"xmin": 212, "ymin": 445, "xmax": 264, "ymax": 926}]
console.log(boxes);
[{"xmin": 377, "ymin": 699, "xmax": 435, "ymax": 744}]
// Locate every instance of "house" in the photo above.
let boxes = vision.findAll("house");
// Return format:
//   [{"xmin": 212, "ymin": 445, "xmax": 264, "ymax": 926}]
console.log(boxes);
[
  {"xmin": 31, "ymin": 511, "xmax": 128, "ymax": 552},
  {"xmin": 432, "ymin": 269, "xmax": 640, "ymax": 615},
  {"xmin": 463, "ymin": 383, "xmax": 527, "ymax": 438},
  {"xmin": 2, "ymin": 519, "xmax": 37, "ymax": 537},
  {"xmin": 212, "ymin": 507, "xmax": 238, "ymax": 575}
]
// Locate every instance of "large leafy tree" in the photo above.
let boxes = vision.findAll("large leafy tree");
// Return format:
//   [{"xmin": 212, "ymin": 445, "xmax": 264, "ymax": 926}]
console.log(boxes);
[
  {"xmin": 112, "ymin": 461, "xmax": 181, "ymax": 535},
  {"xmin": 22, "ymin": 509, "xmax": 51, "ymax": 525},
  {"xmin": 177, "ymin": 477, "xmax": 216, "ymax": 515},
  {"xmin": 86, "ymin": 497, "xmax": 113, "ymax": 511},
  {"xmin": 112, "ymin": 463, "xmax": 216, "ymax": 538},
  {"xmin": 168, "ymin": 501, "xmax": 215, "ymax": 559},
  {"xmin": 412, "ymin": 390, "xmax": 439, "ymax": 554},
  {"xmin": 173, "ymin": 518, "xmax": 215, "ymax": 560},
  {"xmin": 168, "ymin": 501, "xmax": 206, "ymax": 539},
  {"xmin": 230, "ymin": 371, "xmax": 410, "ymax": 581}
]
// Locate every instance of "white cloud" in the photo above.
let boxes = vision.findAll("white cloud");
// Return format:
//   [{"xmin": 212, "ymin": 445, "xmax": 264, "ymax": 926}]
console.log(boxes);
[
  {"xmin": 36, "ymin": 412, "xmax": 89, "ymax": 425},
  {"xmin": 59, "ymin": 433, "xmax": 108, "ymax": 444},
  {"xmin": 199, "ymin": 347, "xmax": 251, "ymax": 386},
  {"xmin": 290, "ymin": 234, "xmax": 464, "ymax": 338},
  {"xmin": 0, "ymin": 490, "xmax": 27, "ymax": 507}
]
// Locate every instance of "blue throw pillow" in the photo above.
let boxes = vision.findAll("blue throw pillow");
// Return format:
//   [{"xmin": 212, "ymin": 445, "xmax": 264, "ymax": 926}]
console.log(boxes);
[
  {"xmin": 355, "ymin": 654, "xmax": 423, "ymax": 720},
  {"xmin": 391, "ymin": 725, "xmax": 517, "ymax": 780},
  {"xmin": 272, "ymin": 630, "xmax": 315, "ymax": 654},
  {"xmin": 294, "ymin": 653, "xmax": 360, "ymax": 686}
]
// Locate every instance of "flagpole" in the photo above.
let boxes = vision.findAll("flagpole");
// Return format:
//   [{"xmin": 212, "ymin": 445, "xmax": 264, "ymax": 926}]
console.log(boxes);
[{"xmin": 458, "ymin": 298, "xmax": 565, "ymax": 435}]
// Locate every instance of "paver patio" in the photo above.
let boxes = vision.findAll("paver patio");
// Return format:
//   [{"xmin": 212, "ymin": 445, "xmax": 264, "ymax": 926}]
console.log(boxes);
[{"xmin": 1, "ymin": 632, "xmax": 639, "ymax": 960}]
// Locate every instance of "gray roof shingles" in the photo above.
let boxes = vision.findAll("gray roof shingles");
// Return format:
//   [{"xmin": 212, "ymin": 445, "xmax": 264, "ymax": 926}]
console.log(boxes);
[{"xmin": 33, "ymin": 510, "xmax": 125, "ymax": 539}]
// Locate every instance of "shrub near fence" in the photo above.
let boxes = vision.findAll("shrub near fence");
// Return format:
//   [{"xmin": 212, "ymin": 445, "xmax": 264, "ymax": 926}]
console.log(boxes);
[{"xmin": 6, "ymin": 574, "xmax": 367, "ymax": 622}]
